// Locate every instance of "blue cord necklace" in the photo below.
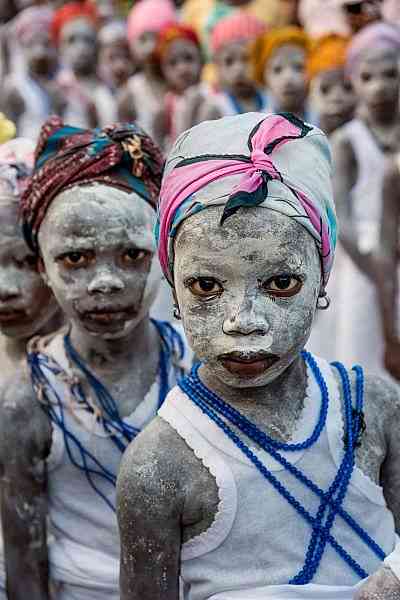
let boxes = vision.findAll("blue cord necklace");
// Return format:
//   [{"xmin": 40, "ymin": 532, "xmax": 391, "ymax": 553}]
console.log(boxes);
[
  {"xmin": 29, "ymin": 319, "xmax": 184, "ymax": 512},
  {"xmin": 178, "ymin": 352, "xmax": 385, "ymax": 583}
]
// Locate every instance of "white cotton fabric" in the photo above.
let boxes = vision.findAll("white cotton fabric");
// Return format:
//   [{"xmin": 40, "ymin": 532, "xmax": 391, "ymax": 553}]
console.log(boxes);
[
  {"xmin": 159, "ymin": 355, "xmax": 396, "ymax": 600},
  {"xmin": 333, "ymin": 119, "xmax": 386, "ymax": 374},
  {"xmin": 0, "ymin": 326, "xmax": 188, "ymax": 600}
]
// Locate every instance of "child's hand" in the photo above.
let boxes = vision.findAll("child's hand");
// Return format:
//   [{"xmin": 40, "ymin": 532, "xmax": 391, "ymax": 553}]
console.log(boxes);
[{"xmin": 354, "ymin": 567, "xmax": 400, "ymax": 600}]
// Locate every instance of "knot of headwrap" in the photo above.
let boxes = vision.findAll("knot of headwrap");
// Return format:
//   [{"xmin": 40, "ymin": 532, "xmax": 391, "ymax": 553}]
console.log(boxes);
[
  {"xmin": 157, "ymin": 113, "xmax": 336, "ymax": 289},
  {"xmin": 21, "ymin": 116, "xmax": 164, "ymax": 253}
]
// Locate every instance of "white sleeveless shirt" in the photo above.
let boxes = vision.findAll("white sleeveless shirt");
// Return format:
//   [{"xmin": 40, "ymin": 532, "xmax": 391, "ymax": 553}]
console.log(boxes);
[
  {"xmin": 333, "ymin": 119, "xmax": 387, "ymax": 373},
  {"xmin": 27, "ymin": 324, "xmax": 189, "ymax": 600},
  {"xmin": 159, "ymin": 356, "xmax": 396, "ymax": 600}
]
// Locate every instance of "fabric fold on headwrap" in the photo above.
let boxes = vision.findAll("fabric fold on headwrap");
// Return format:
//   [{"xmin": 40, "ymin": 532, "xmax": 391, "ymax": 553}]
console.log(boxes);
[
  {"xmin": 156, "ymin": 112, "xmax": 336, "ymax": 289},
  {"xmin": 21, "ymin": 117, "xmax": 164, "ymax": 253}
]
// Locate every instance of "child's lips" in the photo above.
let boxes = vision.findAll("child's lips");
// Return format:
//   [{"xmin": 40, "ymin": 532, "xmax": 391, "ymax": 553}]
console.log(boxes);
[{"xmin": 219, "ymin": 351, "xmax": 280, "ymax": 378}]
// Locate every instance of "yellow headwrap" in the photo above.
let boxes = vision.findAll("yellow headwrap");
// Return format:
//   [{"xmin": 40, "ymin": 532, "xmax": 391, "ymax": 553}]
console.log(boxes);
[
  {"xmin": 252, "ymin": 26, "xmax": 311, "ymax": 86},
  {"xmin": 307, "ymin": 34, "xmax": 351, "ymax": 82}
]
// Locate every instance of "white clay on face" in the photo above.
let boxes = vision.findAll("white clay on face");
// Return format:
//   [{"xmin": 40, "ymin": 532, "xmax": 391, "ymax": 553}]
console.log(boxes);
[
  {"xmin": 38, "ymin": 184, "xmax": 161, "ymax": 340},
  {"xmin": 174, "ymin": 206, "xmax": 321, "ymax": 388},
  {"xmin": 0, "ymin": 200, "xmax": 59, "ymax": 339}
]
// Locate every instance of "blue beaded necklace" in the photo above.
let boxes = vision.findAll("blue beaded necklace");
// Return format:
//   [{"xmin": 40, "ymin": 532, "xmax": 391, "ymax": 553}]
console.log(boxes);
[
  {"xmin": 29, "ymin": 319, "xmax": 184, "ymax": 512},
  {"xmin": 178, "ymin": 352, "xmax": 385, "ymax": 583}
]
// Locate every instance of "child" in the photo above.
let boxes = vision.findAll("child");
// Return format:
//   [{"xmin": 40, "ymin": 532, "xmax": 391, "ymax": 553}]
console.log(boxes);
[
  {"xmin": 152, "ymin": 22, "xmax": 203, "ymax": 150},
  {"xmin": 118, "ymin": 0, "xmax": 176, "ymax": 138},
  {"xmin": 307, "ymin": 34, "xmax": 355, "ymax": 136},
  {"xmin": 331, "ymin": 22, "xmax": 400, "ymax": 373},
  {"xmin": 253, "ymin": 26, "xmax": 313, "ymax": 120},
  {"xmin": 0, "ymin": 118, "xmax": 189, "ymax": 598},
  {"xmin": 117, "ymin": 111, "xmax": 400, "ymax": 600},
  {"xmin": 98, "ymin": 20, "xmax": 133, "ymax": 95},
  {"xmin": 199, "ymin": 12, "xmax": 267, "ymax": 120},
  {"xmin": 1, "ymin": 5, "xmax": 65, "ymax": 139}
]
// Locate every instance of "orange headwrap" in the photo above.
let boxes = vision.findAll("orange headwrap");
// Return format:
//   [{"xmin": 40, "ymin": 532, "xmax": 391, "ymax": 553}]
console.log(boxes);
[
  {"xmin": 155, "ymin": 22, "xmax": 201, "ymax": 62},
  {"xmin": 252, "ymin": 26, "xmax": 311, "ymax": 85},
  {"xmin": 307, "ymin": 34, "xmax": 351, "ymax": 81},
  {"xmin": 52, "ymin": 1, "xmax": 98, "ymax": 46}
]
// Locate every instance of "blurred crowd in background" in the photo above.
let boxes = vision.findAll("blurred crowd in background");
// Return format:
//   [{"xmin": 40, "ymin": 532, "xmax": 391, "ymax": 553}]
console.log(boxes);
[{"xmin": 0, "ymin": 0, "xmax": 396, "ymax": 150}]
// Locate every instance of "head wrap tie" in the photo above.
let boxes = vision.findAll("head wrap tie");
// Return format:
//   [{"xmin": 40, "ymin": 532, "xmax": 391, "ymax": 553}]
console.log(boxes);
[
  {"xmin": 127, "ymin": 0, "xmax": 176, "ymax": 44},
  {"xmin": 346, "ymin": 22, "xmax": 400, "ymax": 76},
  {"xmin": 21, "ymin": 117, "xmax": 164, "ymax": 254},
  {"xmin": 52, "ymin": 1, "xmax": 98, "ymax": 46},
  {"xmin": 253, "ymin": 26, "xmax": 311, "ymax": 85},
  {"xmin": 155, "ymin": 22, "xmax": 201, "ymax": 62},
  {"xmin": 0, "ymin": 138, "xmax": 34, "ymax": 200},
  {"xmin": 157, "ymin": 112, "xmax": 336, "ymax": 289},
  {"xmin": 210, "ymin": 12, "xmax": 266, "ymax": 55}
]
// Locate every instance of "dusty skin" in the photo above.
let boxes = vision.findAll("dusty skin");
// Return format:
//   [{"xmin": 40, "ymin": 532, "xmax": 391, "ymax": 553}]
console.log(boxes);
[
  {"xmin": 117, "ymin": 207, "xmax": 400, "ymax": 600},
  {"xmin": 0, "ymin": 184, "xmax": 164, "ymax": 598}
]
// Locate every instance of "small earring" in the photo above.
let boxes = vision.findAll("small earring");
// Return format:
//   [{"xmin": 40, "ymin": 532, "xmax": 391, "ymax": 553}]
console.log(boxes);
[
  {"xmin": 317, "ymin": 291, "xmax": 331, "ymax": 311},
  {"xmin": 173, "ymin": 305, "xmax": 181, "ymax": 320}
]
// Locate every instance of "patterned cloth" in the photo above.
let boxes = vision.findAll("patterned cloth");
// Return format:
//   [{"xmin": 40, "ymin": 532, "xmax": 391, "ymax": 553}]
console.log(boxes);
[
  {"xmin": 21, "ymin": 117, "xmax": 164, "ymax": 253},
  {"xmin": 156, "ymin": 112, "xmax": 336, "ymax": 289},
  {"xmin": 0, "ymin": 138, "xmax": 34, "ymax": 200},
  {"xmin": 346, "ymin": 22, "xmax": 400, "ymax": 75}
]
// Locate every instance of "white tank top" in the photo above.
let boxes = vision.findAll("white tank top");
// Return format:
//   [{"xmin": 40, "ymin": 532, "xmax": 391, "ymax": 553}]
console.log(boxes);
[
  {"xmin": 159, "ymin": 356, "xmax": 396, "ymax": 600},
  {"xmin": 29, "ymin": 323, "xmax": 189, "ymax": 596},
  {"xmin": 341, "ymin": 119, "xmax": 385, "ymax": 253}
]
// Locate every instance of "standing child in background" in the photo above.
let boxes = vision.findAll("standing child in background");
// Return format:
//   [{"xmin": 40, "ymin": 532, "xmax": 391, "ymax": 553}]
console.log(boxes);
[
  {"xmin": 98, "ymin": 20, "xmax": 134, "ymax": 107},
  {"xmin": 331, "ymin": 22, "xmax": 400, "ymax": 374},
  {"xmin": 307, "ymin": 34, "xmax": 355, "ymax": 136},
  {"xmin": 1, "ymin": 6, "xmax": 65, "ymax": 139},
  {"xmin": 198, "ymin": 12, "xmax": 267, "ymax": 120},
  {"xmin": 53, "ymin": 1, "xmax": 115, "ymax": 129},
  {"xmin": 152, "ymin": 23, "xmax": 203, "ymax": 150},
  {"xmin": 118, "ymin": 0, "xmax": 176, "ymax": 138},
  {"xmin": 252, "ymin": 26, "xmax": 312, "ymax": 120}
]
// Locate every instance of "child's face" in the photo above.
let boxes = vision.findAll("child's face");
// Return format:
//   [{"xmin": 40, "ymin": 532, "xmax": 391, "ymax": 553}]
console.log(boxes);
[
  {"xmin": 25, "ymin": 31, "xmax": 56, "ymax": 76},
  {"xmin": 38, "ymin": 186, "xmax": 162, "ymax": 340},
  {"xmin": 351, "ymin": 48, "xmax": 399, "ymax": 116},
  {"xmin": 312, "ymin": 69, "xmax": 356, "ymax": 134},
  {"xmin": 0, "ymin": 201, "xmax": 58, "ymax": 339},
  {"xmin": 264, "ymin": 43, "xmax": 307, "ymax": 111},
  {"xmin": 99, "ymin": 41, "xmax": 133, "ymax": 88},
  {"xmin": 60, "ymin": 17, "xmax": 97, "ymax": 75},
  {"xmin": 174, "ymin": 206, "xmax": 321, "ymax": 389},
  {"xmin": 215, "ymin": 40, "xmax": 255, "ymax": 96},
  {"xmin": 161, "ymin": 38, "xmax": 202, "ymax": 94},
  {"xmin": 130, "ymin": 30, "xmax": 157, "ymax": 66}
]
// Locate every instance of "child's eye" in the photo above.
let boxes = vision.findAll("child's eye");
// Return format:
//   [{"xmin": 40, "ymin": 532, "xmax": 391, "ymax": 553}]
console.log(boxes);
[
  {"xmin": 187, "ymin": 277, "xmax": 223, "ymax": 298},
  {"xmin": 58, "ymin": 252, "xmax": 93, "ymax": 269},
  {"xmin": 121, "ymin": 248, "xmax": 148, "ymax": 265},
  {"xmin": 262, "ymin": 275, "xmax": 303, "ymax": 298}
]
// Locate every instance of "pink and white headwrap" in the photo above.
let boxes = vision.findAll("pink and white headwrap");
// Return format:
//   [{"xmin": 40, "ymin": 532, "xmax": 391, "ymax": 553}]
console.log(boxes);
[
  {"xmin": 156, "ymin": 112, "xmax": 336, "ymax": 290},
  {"xmin": 346, "ymin": 22, "xmax": 400, "ymax": 76}
]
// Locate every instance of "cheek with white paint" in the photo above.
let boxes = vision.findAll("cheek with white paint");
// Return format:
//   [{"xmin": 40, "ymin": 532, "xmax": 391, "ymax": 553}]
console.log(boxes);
[
  {"xmin": 174, "ymin": 206, "xmax": 321, "ymax": 388},
  {"xmin": 38, "ymin": 185, "xmax": 160, "ymax": 339}
]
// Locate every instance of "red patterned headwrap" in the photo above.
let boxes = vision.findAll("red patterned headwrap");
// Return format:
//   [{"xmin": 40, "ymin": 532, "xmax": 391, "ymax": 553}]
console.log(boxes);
[{"xmin": 21, "ymin": 117, "xmax": 164, "ymax": 254}]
